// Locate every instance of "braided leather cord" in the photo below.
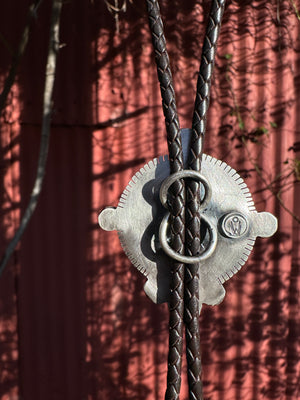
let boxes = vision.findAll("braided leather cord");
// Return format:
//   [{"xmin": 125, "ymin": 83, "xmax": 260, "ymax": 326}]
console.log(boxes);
[
  {"xmin": 145, "ymin": 1, "xmax": 185, "ymax": 399},
  {"xmin": 146, "ymin": 1, "xmax": 226, "ymax": 399},
  {"xmin": 185, "ymin": 1, "xmax": 226, "ymax": 399},
  {"xmin": 191, "ymin": 0, "xmax": 226, "ymax": 162}
]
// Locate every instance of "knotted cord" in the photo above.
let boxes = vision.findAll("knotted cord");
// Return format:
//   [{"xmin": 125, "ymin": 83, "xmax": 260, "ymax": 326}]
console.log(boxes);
[{"xmin": 146, "ymin": 1, "xmax": 226, "ymax": 399}]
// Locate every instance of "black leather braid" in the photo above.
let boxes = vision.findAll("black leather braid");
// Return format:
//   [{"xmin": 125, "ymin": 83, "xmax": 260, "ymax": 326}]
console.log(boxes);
[
  {"xmin": 145, "ymin": 1, "xmax": 185, "ymax": 399},
  {"xmin": 146, "ymin": 1, "xmax": 226, "ymax": 399},
  {"xmin": 146, "ymin": 0, "xmax": 183, "ymax": 171},
  {"xmin": 185, "ymin": 1, "xmax": 226, "ymax": 399},
  {"xmin": 184, "ymin": 183, "xmax": 203, "ymax": 400},
  {"xmin": 191, "ymin": 0, "xmax": 226, "ymax": 168}
]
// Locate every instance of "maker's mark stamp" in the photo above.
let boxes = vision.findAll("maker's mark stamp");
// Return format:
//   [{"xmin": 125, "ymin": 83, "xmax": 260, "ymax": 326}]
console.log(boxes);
[{"xmin": 221, "ymin": 213, "xmax": 248, "ymax": 238}]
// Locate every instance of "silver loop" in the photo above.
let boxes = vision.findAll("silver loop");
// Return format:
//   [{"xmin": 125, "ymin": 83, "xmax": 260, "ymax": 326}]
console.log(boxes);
[
  {"xmin": 159, "ymin": 212, "xmax": 218, "ymax": 263},
  {"xmin": 159, "ymin": 170, "xmax": 212, "ymax": 210}
]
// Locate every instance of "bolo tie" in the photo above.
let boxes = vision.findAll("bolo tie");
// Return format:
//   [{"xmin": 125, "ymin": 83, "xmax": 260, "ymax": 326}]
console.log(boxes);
[{"xmin": 98, "ymin": 1, "xmax": 277, "ymax": 399}]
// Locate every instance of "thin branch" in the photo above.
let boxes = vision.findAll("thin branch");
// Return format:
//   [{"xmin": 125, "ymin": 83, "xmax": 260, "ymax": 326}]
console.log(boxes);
[
  {"xmin": 275, "ymin": 190, "xmax": 300, "ymax": 224},
  {"xmin": 242, "ymin": 139, "xmax": 300, "ymax": 224},
  {"xmin": 0, "ymin": 0, "xmax": 63, "ymax": 276},
  {"xmin": 289, "ymin": 0, "xmax": 300, "ymax": 21},
  {"xmin": 0, "ymin": 0, "xmax": 43, "ymax": 113},
  {"xmin": 104, "ymin": 0, "xmax": 128, "ymax": 33}
]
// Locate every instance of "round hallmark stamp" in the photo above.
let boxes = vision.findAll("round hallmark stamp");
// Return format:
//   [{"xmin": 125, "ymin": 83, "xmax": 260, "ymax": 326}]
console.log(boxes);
[{"xmin": 221, "ymin": 212, "xmax": 248, "ymax": 238}]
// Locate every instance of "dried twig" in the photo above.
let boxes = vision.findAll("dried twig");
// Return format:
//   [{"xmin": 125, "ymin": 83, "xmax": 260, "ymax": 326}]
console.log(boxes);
[
  {"xmin": 241, "ymin": 138, "xmax": 300, "ymax": 224},
  {"xmin": 0, "ymin": 0, "xmax": 43, "ymax": 113},
  {"xmin": 0, "ymin": 0, "xmax": 63, "ymax": 276},
  {"xmin": 289, "ymin": 0, "xmax": 300, "ymax": 21},
  {"xmin": 104, "ymin": 0, "xmax": 129, "ymax": 33}
]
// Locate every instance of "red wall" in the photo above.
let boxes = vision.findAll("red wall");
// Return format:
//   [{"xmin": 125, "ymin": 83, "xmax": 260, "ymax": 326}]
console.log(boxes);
[{"xmin": 0, "ymin": 1, "xmax": 299, "ymax": 399}]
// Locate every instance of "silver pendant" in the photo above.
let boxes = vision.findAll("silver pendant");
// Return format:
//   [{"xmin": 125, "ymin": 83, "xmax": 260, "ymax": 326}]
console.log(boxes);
[{"xmin": 98, "ymin": 129, "xmax": 277, "ymax": 306}]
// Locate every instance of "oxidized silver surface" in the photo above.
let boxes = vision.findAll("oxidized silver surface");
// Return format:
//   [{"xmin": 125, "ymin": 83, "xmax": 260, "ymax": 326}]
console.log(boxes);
[{"xmin": 98, "ymin": 129, "xmax": 277, "ymax": 306}]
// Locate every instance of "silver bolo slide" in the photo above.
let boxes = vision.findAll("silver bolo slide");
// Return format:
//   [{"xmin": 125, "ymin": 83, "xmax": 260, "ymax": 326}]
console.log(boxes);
[{"xmin": 98, "ymin": 129, "xmax": 278, "ymax": 310}]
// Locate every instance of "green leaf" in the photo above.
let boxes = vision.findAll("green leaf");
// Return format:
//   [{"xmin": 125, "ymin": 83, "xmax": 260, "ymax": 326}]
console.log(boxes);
[
  {"xmin": 238, "ymin": 120, "xmax": 245, "ymax": 130},
  {"xmin": 224, "ymin": 53, "xmax": 233, "ymax": 60}
]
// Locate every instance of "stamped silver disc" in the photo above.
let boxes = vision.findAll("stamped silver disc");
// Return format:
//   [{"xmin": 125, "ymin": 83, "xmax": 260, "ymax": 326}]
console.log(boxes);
[{"xmin": 98, "ymin": 129, "xmax": 277, "ymax": 306}]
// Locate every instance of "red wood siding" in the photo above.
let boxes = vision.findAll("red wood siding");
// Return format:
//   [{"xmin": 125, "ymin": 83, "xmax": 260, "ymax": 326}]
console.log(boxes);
[{"xmin": 0, "ymin": 1, "xmax": 299, "ymax": 399}]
